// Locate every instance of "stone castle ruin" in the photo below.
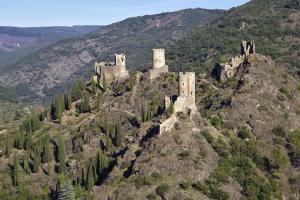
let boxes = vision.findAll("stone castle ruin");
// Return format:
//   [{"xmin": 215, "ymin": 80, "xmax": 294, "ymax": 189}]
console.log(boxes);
[
  {"xmin": 93, "ymin": 54, "xmax": 129, "ymax": 86},
  {"xmin": 160, "ymin": 72, "xmax": 197, "ymax": 134},
  {"xmin": 214, "ymin": 41, "xmax": 255, "ymax": 81},
  {"xmin": 149, "ymin": 49, "xmax": 169, "ymax": 80}
]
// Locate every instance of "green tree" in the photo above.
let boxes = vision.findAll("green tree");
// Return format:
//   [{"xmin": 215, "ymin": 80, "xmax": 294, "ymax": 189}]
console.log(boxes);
[
  {"xmin": 95, "ymin": 93, "xmax": 101, "ymax": 112},
  {"xmin": 14, "ymin": 130, "xmax": 24, "ymax": 150},
  {"xmin": 12, "ymin": 155, "xmax": 20, "ymax": 186},
  {"xmin": 78, "ymin": 92, "xmax": 90, "ymax": 113},
  {"xmin": 71, "ymin": 79, "xmax": 85, "ymax": 101},
  {"xmin": 57, "ymin": 179, "xmax": 75, "ymax": 200},
  {"xmin": 42, "ymin": 135, "xmax": 51, "ymax": 163},
  {"xmin": 64, "ymin": 93, "xmax": 72, "ymax": 110},
  {"xmin": 166, "ymin": 100, "xmax": 174, "ymax": 118},
  {"xmin": 24, "ymin": 132, "xmax": 33, "ymax": 150},
  {"xmin": 23, "ymin": 151, "xmax": 31, "ymax": 174},
  {"xmin": 57, "ymin": 133, "xmax": 66, "ymax": 173},
  {"xmin": 51, "ymin": 96, "xmax": 64, "ymax": 123},
  {"xmin": 105, "ymin": 135, "xmax": 112, "ymax": 153},
  {"xmin": 128, "ymin": 72, "xmax": 136, "ymax": 91},
  {"xmin": 31, "ymin": 113, "xmax": 43, "ymax": 132},
  {"xmin": 114, "ymin": 122, "xmax": 124, "ymax": 147},
  {"xmin": 141, "ymin": 102, "xmax": 149, "ymax": 122},
  {"xmin": 96, "ymin": 150, "xmax": 108, "ymax": 183},
  {"xmin": 91, "ymin": 78, "xmax": 97, "ymax": 95},
  {"xmin": 102, "ymin": 73, "xmax": 107, "ymax": 92},
  {"xmin": 149, "ymin": 96, "xmax": 158, "ymax": 119},
  {"xmin": 86, "ymin": 161, "xmax": 95, "ymax": 191},
  {"xmin": 271, "ymin": 146, "xmax": 288, "ymax": 171},
  {"xmin": 32, "ymin": 145, "xmax": 41, "ymax": 173},
  {"xmin": 4, "ymin": 136, "xmax": 12, "ymax": 158}
]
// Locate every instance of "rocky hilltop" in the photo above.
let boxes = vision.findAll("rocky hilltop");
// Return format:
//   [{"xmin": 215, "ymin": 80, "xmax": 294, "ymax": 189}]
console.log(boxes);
[{"xmin": 0, "ymin": 38, "xmax": 299, "ymax": 199}]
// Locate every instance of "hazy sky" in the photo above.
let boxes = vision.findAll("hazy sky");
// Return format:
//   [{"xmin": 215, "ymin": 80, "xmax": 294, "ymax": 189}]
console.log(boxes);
[{"xmin": 0, "ymin": 0, "xmax": 250, "ymax": 27}]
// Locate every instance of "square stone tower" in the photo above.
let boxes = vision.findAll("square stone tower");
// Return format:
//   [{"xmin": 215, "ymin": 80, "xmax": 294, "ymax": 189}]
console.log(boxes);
[
  {"xmin": 149, "ymin": 48, "xmax": 169, "ymax": 80},
  {"xmin": 178, "ymin": 72, "xmax": 196, "ymax": 105}
]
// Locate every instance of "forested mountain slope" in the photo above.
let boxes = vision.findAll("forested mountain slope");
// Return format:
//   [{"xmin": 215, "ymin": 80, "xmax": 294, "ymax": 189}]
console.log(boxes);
[
  {"xmin": 0, "ymin": 8, "xmax": 224, "ymax": 103},
  {"xmin": 168, "ymin": 0, "xmax": 300, "ymax": 73}
]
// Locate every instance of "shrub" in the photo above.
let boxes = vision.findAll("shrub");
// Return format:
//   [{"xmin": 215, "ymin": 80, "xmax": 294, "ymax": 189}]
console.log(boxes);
[
  {"xmin": 178, "ymin": 150, "xmax": 191, "ymax": 159},
  {"xmin": 212, "ymin": 138, "xmax": 229, "ymax": 157},
  {"xmin": 155, "ymin": 183, "xmax": 169, "ymax": 197},
  {"xmin": 271, "ymin": 147, "xmax": 288, "ymax": 171},
  {"xmin": 272, "ymin": 126, "xmax": 286, "ymax": 138},
  {"xmin": 146, "ymin": 193, "xmax": 157, "ymax": 200},
  {"xmin": 211, "ymin": 115, "xmax": 223, "ymax": 128},
  {"xmin": 238, "ymin": 126, "xmax": 251, "ymax": 140},
  {"xmin": 179, "ymin": 180, "xmax": 191, "ymax": 190},
  {"xmin": 201, "ymin": 130, "xmax": 214, "ymax": 143}
]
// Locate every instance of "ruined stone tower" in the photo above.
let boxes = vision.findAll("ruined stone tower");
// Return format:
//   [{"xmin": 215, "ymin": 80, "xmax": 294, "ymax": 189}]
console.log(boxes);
[
  {"xmin": 241, "ymin": 41, "xmax": 256, "ymax": 56},
  {"xmin": 178, "ymin": 72, "xmax": 195, "ymax": 104},
  {"xmin": 149, "ymin": 48, "xmax": 169, "ymax": 80},
  {"xmin": 115, "ymin": 54, "xmax": 126, "ymax": 67},
  {"xmin": 93, "ymin": 53, "xmax": 129, "ymax": 86},
  {"xmin": 153, "ymin": 49, "xmax": 166, "ymax": 69}
]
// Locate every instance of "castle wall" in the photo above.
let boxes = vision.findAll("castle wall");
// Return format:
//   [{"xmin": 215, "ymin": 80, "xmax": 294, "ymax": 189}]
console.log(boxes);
[
  {"xmin": 159, "ymin": 115, "xmax": 178, "ymax": 134},
  {"xmin": 94, "ymin": 54, "xmax": 129, "ymax": 85}
]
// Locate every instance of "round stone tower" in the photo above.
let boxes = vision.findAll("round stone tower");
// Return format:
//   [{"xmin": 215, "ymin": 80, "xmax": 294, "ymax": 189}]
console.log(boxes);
[{"xmin": 152, "ymin": 49, "xmax": 166, "ymax": 69}]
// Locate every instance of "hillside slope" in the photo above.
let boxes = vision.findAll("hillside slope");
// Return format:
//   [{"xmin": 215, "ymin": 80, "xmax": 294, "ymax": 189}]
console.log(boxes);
[
  {"xmin": 168, "ymin": 0, "xmax": 300, "ymax": 73},
  {"xmin": 0, "ymin": 50, "xmax": 299, "ymax": 199},
  {"xmin": 0, "ymin": 8, "xmax": 224, "ymax": 102}
]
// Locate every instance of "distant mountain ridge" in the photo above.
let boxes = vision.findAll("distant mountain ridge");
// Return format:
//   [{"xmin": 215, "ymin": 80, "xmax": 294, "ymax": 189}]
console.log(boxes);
[
  {"xmin": 0, "ymin": 8, "xmax": 224, "ymax": 103},
  {"xmin": 0, "ymin": 26, "xmax": 101, "ymax": 55}
]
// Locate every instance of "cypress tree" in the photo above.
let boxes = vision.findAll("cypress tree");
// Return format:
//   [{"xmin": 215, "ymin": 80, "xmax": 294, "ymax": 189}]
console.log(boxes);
[
  {"xmin": 19, "ymin": 129, "xmax": 25, "ymax": 149},
  {"xmin": 78, "ymin": 92, "xmax": 90, "ymax": 113},
  {"xmin": 25, "ymin": 132, "xmax": 33, "ymax": 150},
  {"xmin": 128, "ymin": 72, "xmax": 136, "ymax": 91},
  {"xmin": 105, "ymin": 135, "xmax": 112, "ymax": 153},
  {"xmin": 23, "ymin": 151, "xmax": 30, "ymax": 175},
  {"xmin": 57, "ymin": 179, "xmax": 75, "ymax": 200},
  {"xmin": 71, "ymin": 79, "xmax": 84, "ymax": 101},
  {"xmin": 167, "ymin": 100, "xmax": 174, "ymax": 118},
  {"xmin": 91, "ymin": 78, "xmax": 97, "ymax": 95},
  {"xmin": 96, "ymin": 150, "xmax": 108, "ymax": 183},
  {"xmin": 42, "ymin": 136, "xmax": 51, "ymax": 163},
  {"xmin": 102, "ymin": 73, "xmax": 107, "ymax": 92},
  {"xmin": 31, "ymin": 113, "xmax": 42, "ymax": 132},
  {"xmin": 96, "ymin": 94, "xmax": 101, "ymax": 112},
  {"xmin": 51, "ymin": 96, "xmax": 64, "ymax": 123},
  {"xmin": 114, "ymin": 122, "xmax": 124, "ymax": 147},
  {"xmin": 4, "ymin": 136, "xmax": 12, "ymax": 158},
  {"xmin": 12, "ymin": 155, "xmax": 19, "ymax": 186},
  {"xmin": 32, "ymin": 145, "xmax": 41, "ymax": 173},
  {"xmin": 57, "ymin": 133, "xmax": 66, "ymax": 173},
  {"xmin": 64, "ymin": 93, "xmax": 72, "ymax": 110},
  {"xmin": 85, "ymin": 161, "xmax": 95, "ymax": 191}
]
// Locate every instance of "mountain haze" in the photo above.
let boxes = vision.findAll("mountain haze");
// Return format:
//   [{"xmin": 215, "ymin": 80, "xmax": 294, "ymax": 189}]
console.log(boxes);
[{"xmin": 0, "ymin": 8, "xmax": 224, "ymax": 102}]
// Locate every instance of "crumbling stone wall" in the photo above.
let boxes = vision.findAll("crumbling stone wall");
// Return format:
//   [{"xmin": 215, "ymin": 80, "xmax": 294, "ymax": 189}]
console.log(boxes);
[
  {"xmin": 94, "ymin": 54, "xmax": 129, "ymax": 86},
  {"xmin": 150, "ymin": 48, "xmax": 169, "ymax": 80},
  {"xmin": 241, "ymin": 41, "xmax": 255, "ymax": 56},
  {"xmin": 213, "ymin": 41, "xmax": 255, "ymax": 81}
]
